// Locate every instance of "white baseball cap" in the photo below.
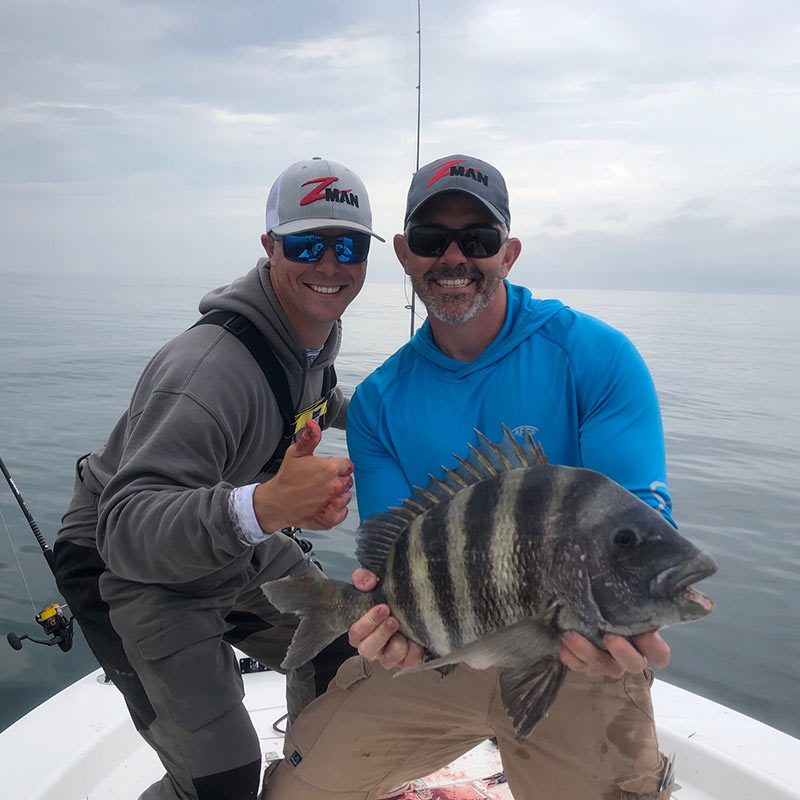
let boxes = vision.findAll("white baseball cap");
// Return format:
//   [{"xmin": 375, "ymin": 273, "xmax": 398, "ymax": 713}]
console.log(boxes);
[{"xmin": 266, "ymin": 157, "xmax": 384, "ymax": 240}]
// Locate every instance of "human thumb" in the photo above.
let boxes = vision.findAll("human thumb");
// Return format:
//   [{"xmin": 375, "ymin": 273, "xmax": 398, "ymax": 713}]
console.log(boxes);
[{"xmin": 289, "ymin": 418, "xmax": 322, "ymax": 458}]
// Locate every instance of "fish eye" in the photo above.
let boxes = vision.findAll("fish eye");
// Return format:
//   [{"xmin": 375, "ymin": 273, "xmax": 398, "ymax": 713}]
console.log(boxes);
[{"xmin": 613, "ymin": 528, "xmax": 642, "ymax": 548}]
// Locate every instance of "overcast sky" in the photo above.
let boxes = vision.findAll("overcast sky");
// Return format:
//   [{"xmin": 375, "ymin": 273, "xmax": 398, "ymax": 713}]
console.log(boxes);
[{"xmin": 1, "ymin": 0, "xmax": 798, "ymax": 292}]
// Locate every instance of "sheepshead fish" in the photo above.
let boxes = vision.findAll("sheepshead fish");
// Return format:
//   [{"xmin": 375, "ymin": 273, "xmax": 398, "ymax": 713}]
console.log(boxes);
[{"xmin": 262, "ymin": 425, "xmax": 716, "ymax": 738}]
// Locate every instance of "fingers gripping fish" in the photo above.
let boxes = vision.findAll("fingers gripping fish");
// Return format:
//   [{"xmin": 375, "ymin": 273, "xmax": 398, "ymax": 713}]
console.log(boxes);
[{"xmin": 262, "ymin": 424, "xmax": 716, "ymax": 739}]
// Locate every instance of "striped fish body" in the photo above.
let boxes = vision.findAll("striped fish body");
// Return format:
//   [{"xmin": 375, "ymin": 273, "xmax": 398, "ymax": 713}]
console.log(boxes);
[
  {"xmin": 263, "ymin": 425, "xmax": 717, "ymax": 738},
  {"xmin": 379, "ymin": 467, "xmax": 553, "ymax": 660}
]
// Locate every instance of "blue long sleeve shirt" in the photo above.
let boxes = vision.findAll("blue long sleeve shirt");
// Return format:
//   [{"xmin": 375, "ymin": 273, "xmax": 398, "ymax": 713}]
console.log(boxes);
[{"xmin": 347, "ymin": 281, "xmax": 674, "ymax": 527}]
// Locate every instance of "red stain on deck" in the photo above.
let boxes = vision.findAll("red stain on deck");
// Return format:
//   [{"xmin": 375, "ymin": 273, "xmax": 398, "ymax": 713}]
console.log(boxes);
[
  {"xmin": 394, "ymin": 789, "xmax": 485, "ymax": 800},
  {"xmin": 389, "ymin": 741, "xmax": 513, "ymax": 799},
  {"xmin": 394, "ymin": 782, "xmax": 513, "ymax": 799}
]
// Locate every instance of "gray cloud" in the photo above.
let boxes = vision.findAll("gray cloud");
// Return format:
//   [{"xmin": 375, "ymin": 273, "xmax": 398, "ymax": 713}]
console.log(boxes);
[
  {"xmin": 1, "ymin": 0, "xmax": 798, "ymax": 291},
  {"xmin": 520, "ymin": 214, "xmax": 800, "ymax": 293}
]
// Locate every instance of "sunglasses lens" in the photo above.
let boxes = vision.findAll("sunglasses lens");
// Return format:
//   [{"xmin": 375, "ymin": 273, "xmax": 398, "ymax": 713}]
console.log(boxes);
[
  {"xmin": 407, "ymin": 227, "xmax": 450, "ymax": 257},
  {"xmin": 282, "ymin": 235, "xmax": 324, "ymax": 262},
  {"xmin": 335, "ymin": 233, "xmax": 371, "ymax": 264},
  {"xmin": 457, "ymin": 228, "xmax": 503, "ymax": 258},
  {"xmin": 407, "ymin": 227, "xmax": 503, "ymax": 258}
]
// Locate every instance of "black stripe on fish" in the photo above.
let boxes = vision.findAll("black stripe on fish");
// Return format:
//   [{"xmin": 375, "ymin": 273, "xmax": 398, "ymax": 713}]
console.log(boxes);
[
  {"xmin": 421, "ymin": 495, "xmax": 459, "ymax": 652},
  {"xmin": 513, "ymin": 467, "xmax": 554, "ymax": 610},
  {"xmin": 389, "ymin": 521, "xmax": 431, "ymax": 646},
  {"xmin": 464, "ymin": 474, "xmax": 505, "ymax": 630}
]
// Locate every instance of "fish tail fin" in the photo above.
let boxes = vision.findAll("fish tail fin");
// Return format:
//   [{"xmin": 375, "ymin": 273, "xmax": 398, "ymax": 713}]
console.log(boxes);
[{"xmin": 262, "ymin": 576, "xmax": 373, "ymax": 669}]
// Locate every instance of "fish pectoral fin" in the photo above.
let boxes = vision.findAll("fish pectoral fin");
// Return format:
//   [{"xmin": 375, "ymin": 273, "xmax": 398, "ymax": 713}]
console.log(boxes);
[
  {"xmin": 395, "ymin": 615, "xmax": 561, "ymax": 677},
  {"xmin": 499, "ymin": 658, "xmax": 567, "ymax": 739}
]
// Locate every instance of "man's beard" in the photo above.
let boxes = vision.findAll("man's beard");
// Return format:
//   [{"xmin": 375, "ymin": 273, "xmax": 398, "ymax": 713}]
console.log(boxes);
[{"xmin": 412, "ymin": 266, "xmax": 503, "ymax": 325}]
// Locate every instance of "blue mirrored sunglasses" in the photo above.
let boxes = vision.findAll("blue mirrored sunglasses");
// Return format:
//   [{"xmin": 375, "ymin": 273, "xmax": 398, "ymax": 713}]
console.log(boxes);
[{"xmin": 272, "ymin": 232, "xmax": 370, "ymax": 264}]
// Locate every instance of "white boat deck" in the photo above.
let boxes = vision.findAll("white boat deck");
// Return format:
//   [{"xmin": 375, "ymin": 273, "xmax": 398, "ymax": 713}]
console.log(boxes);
[{"xmin": 2, "ymin": 664, "xmax": 799, "ymax": 799}]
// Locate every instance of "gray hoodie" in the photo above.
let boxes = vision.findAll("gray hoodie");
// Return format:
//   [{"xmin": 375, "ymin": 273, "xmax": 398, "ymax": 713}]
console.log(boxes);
[{"xmin": 57, "ymin": 258, "xmax": 347, "ymax": 593}]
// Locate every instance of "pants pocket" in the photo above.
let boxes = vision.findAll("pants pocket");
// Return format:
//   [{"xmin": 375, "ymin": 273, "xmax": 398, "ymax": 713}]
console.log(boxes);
[{"xmin": 136, "ymin": 614, "xmax": 242, "ymax": 731}]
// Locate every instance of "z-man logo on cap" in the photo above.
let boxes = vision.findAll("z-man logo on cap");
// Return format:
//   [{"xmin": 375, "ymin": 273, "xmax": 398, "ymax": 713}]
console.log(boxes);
[
  {"xmin": 426, "ymin": 158, "xmax": 489, "ymax": 188},
  {"xmin": 300, "ymin": 177, "xmax": 360, "ymax": 207}
]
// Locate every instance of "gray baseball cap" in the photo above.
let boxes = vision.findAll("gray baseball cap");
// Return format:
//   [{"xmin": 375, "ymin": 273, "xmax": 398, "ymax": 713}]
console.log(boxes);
[
  {"xmin": 404, "ymin": 154, "xmax": 511, "ymax": 229},
  {"xmin": 266, "ymin": 157, "xmax": 384, "ymax": 240}
]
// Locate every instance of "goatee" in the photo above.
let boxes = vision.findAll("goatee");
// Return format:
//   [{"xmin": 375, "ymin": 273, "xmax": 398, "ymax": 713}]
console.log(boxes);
[{"xmin": 413, "ymin": 267, "xmax": 503, "ymax": 325}]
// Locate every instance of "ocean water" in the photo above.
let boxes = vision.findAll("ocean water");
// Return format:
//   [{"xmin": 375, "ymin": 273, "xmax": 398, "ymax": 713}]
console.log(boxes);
[{"xmin": 1, "ymin": 269, "xmax": 799, "ymax": 740}]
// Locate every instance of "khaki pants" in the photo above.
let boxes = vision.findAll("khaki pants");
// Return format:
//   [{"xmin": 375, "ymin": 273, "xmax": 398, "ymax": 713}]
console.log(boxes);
[{"xmin": 260, "ymin": 656, "xmax": 673, "ymax": 800}]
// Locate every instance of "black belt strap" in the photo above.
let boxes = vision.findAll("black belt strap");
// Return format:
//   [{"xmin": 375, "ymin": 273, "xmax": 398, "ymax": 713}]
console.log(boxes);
[{"xmin": 192, "ymin": 310, "xmax": 335, "ymax": 473}]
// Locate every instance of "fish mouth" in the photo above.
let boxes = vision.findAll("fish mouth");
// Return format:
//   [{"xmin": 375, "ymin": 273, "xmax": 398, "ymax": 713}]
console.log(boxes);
[{"xmin": 650, "ymin": 552, "xmax": 718, "ymax": 617}]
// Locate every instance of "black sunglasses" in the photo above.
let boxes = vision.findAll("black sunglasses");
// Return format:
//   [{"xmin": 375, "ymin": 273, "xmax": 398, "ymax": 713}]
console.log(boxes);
[
  {"xmin": 405, "ymin": 225, "xmax": 507, "ymax": 259},
  {"xmin": 272, "ymin": 232, "xmax": 371, "ymax": 264}
]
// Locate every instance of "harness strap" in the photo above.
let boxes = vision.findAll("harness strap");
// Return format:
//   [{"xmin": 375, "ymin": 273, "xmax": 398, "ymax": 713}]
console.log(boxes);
[{"xmin": 192, "ymin": 310, "xmax": 335, "ymax": 473}]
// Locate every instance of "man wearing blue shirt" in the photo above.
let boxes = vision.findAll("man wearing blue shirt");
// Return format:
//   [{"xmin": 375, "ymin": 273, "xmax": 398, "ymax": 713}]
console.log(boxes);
[{"xmin": 262, "ymin": 154, "xmax": 675, "ymax": 799}]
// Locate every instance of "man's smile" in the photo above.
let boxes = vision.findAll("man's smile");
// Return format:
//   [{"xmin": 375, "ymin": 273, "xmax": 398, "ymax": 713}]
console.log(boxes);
[
  {"xmin": 425, "ymin": 267, "xmax": 483, "ymax": 292},
  {"xmin": 433, "ymin": 277, "xmax": 475, "ymax": 288},
  {"xmin": 306, "ymin": 283, "xmax": 346, "ymax": 295}
]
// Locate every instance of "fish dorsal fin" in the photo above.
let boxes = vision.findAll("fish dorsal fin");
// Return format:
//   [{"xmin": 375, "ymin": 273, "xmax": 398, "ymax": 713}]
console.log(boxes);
[
  {"xmin": 355, "ymin": 485, "xmax": 442, "ymax": 575},
  {"xmin": 452, "ymin": 424, "xmax": 548, "ymax": 485},
  {"xmin": 354, "ymin": 424, "xmax": 548, "ymax": 576},
  {"xmin": 354, "ymin": 506, "xmax": 416, "ymax": 572}
]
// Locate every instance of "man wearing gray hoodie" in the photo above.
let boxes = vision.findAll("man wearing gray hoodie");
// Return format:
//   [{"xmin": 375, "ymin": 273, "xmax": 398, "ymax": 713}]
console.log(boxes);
[{"xmin": 52, "ymin": 157, "xmax": 384, "ymax": 800}]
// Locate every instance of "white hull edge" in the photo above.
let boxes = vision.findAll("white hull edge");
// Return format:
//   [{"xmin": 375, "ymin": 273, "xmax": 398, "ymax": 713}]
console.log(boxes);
[{"xmin": 2, "ymin": 663, "xmax": 799, "ymax": 800}]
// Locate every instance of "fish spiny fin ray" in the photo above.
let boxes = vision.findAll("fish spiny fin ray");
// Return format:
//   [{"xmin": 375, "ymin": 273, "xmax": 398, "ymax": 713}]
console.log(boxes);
[
  {"xmin": 416, "ymin": 486, "xmax": 441, "ymax": 504},
  {"xmin": 476, "ymin": 429, "xmax": 515, "ymax": 471},
  {"xmin": 502, "ymin": 423, "xmax": 530, "ymax": 466},
  {"xmin": 525, "ymin": 428, "xmax": 548, "ymax": 465},
  {"xmin": 443, "ymin": 467, "xmax": 469, "ymax": 489},
  {"xmin": 453, "ymin": 453, "xmax": 484, "ymax": 481},
  {"xmin": 428, "ymin": 473, "xmax": 457, "ymax": 496},
  {"xmin": 468, "ymin": 443, "xmax": 497, "ymax": 475}
]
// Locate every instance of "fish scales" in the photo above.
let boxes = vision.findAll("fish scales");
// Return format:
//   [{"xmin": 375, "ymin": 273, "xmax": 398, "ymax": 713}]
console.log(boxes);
[
  {"xmin": 511, "ymin": 467, "xmax": 566, "ymax": 613},
  {"xmin": 445, "ymin": 485, "xmax": 479, "ymax": 644},
  {"xmin": 262, "ymin": 424, "xmax": 717, "ymax": 739},
  {"xmin": 387, "ymin": 521, "xmax": 429, "ymax": 647},
  {"xmin": 463, "ymin": 477, "xmax": 508, "ymax": 634},
  {"xmin": 409, "ymin": 501, "xmax": 452, "ymax": 655},
  {"xmin": 488, "ymin": 470, "xmax": 528, "ymax": 630},
  {"xmin": 420, "ymin": 497, "xmax": 459, "ymax": 653}
]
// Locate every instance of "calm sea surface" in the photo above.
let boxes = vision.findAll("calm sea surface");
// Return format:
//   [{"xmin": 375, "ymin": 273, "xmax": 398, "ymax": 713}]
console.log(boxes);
[{"xmin": 1, "ymin": 269, "xmax": 798, "ymax": 739}]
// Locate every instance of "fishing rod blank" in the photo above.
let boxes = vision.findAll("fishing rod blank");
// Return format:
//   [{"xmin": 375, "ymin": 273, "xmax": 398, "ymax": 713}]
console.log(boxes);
[{"xmin": 0, "ymin": 455, "xmax": 56, "ymax": 574}]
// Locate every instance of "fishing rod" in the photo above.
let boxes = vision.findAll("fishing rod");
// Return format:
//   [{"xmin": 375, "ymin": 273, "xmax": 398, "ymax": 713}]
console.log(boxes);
[
  {"xmin": 407, "ymin": 0, "xmax": 422, "ymax": 338},
  {"xmin": 0, "ymin": 454, "xmax": 74, "ymax": 652}
]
